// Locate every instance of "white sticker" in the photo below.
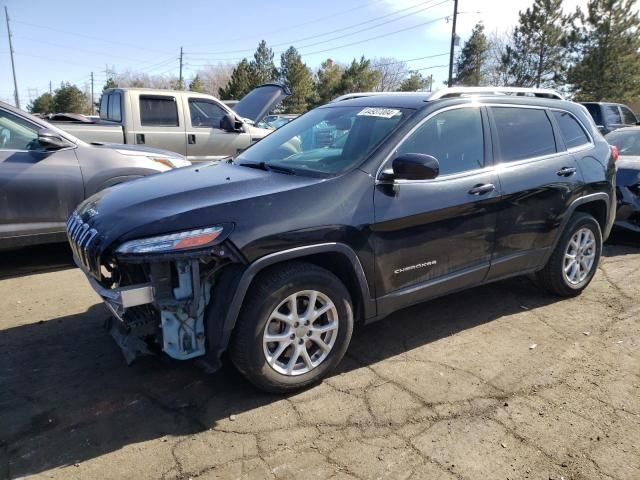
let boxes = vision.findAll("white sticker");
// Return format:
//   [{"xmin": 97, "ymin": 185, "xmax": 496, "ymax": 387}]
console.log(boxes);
[{"xmin": 357, "ymin": 107, "xmax": 401, "ymax": 119}]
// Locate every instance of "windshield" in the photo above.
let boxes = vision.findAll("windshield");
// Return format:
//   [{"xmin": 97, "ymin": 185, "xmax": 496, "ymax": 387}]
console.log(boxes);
[
  {"xmin": 606, "ymin": 130, "xmax": 640, "ymax": 156},
  {"xmin": 236, "ymin": 105, "xmax": 412, "ymax": 175}
]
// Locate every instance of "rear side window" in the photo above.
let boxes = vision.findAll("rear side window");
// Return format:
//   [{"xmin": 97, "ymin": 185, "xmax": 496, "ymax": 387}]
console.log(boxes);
[
  {"xmin": 491, "ymin": 107, "xmax": 556, "ymax": 162},
  {"xmin": 397, "ymin": 107, "xmax": 484, "ymax": 175},
  {"xmin": 583, "ymin": 104, "xmax": 602, "ymax": 125},
  {"xmin": 620, "ymin": 106, "xmax": 638, "ymax": 125},
  {"xmin": 552, "ymin": 111, "xmax": 590, "ymax": 149},
  {"xmin": 139, "ymin": 95, "xmax": 179, "ymax": 126},
  {"xmin": 604, "ymin": 105, "xmax": 622, "ymax": 125}
]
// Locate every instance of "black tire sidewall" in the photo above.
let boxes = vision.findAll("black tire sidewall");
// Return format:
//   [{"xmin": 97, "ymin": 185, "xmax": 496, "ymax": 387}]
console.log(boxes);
[{"xmin": 234, "ymin": 266, "xmax": 353, "ymax": 391}]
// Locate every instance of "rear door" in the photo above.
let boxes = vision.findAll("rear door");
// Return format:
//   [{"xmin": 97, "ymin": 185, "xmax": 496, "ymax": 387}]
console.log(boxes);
[
  {"xmin": 0, "ymin": 108, "xmax": 83, "ymax": 241},
  {"xmin": 486, "ymin": 105, "xmax": 583, "ymax": 281},
  {"xmin": 131, "ymin": 94, "xmax": 187, "ymax": 155},
  {"xmin": 184, "ymin": 97, "xmax": 251, "ymax": 162},
  {"xmin": 372, "ymin": 105, "xmax": 499, "ymax": 312}
]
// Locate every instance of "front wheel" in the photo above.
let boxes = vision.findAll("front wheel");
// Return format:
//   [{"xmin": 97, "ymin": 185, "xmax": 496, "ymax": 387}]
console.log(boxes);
[
  {"xmin": 536, "ymin": 212, "xmax": 602, "ymax": 297},
  {"xmin": 230, "ymin": 262, "xmax": 353, "ymax": 393}
]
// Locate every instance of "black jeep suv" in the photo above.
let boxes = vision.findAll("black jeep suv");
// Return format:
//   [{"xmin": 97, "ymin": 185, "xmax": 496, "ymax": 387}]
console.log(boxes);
[{"xmin": 68, "ymin": 88, "xmax": 616, "ymax": 392}]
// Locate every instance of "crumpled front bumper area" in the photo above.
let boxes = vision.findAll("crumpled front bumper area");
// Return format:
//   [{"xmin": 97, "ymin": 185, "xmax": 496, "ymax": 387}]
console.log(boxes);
[{"xmin": 615, "ymin": 184, "xmax": 640, "ymax": 233}]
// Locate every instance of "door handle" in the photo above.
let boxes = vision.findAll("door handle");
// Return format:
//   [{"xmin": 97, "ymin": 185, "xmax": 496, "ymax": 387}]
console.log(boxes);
[
  {"xmin": 188, "ymin": 134, "xmax": 196, "ymax": 145},
  {"xmin": 135, "ymin": 133, "xmax": 145, "ymax": 144},
  {"xmin": 468, "ymin": 183, "xmax": 495, "ymax": 195},
  {"xmin": 557, "ymin": 166, "xmax": 577, "ymax": 177}
]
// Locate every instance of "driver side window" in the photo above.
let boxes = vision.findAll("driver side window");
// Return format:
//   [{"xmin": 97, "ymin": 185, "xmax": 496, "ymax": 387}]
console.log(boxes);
[
  {"xmin": 397, "ymin": 107, "xmax": 485, "ymax": 176},
  {"xmin": 0, "ymin": 109, "xmax": 40, "ymax": 151}
]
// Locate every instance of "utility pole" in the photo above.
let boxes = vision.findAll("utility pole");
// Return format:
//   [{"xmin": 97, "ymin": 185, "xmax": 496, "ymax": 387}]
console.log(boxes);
[
  {"xmin": 90, "ymin": 71, "xmax": 95, "ymax": 114},
  {"xmin": 179, "ymin": 47, "xmax": 184, "ymax": 89},
  {"xmin": 447, "ymin": 0, "xmax": 459, "ymax": 88},
  {"xmin": 4, "ymin": 6, "xmax": 20, "ymax": 109},
  {"xmin": 49, "ymin": 80, "xmax": 52, "ymax": 95}
]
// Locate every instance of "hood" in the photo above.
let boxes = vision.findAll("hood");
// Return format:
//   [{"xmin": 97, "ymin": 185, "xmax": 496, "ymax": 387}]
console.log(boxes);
[
  {"xmin": 232, "ymin": 83, "xmax": 291, "ymax": 124},
  {"xmin": 616, "ymin": 155, "xmax": 640, "ymax": 187},
  {"xmin": 89, "ymin": 143, "xmax": 191, "ymax": 168},
  {"xmin": 76, "ymin": 162, "xmax": 321, "ymax": 251}
]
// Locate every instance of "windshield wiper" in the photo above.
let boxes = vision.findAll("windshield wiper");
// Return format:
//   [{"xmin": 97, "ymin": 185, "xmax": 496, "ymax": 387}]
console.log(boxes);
[{"xmin": 237, "ymin": 161, "xmax": 295, "ymax": 175}]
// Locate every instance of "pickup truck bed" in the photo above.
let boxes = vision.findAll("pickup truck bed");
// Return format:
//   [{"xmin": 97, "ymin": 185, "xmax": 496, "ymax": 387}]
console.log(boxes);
[{"xmin": 50, "ymin": 120, "xmax": 125, "ymax": 144}]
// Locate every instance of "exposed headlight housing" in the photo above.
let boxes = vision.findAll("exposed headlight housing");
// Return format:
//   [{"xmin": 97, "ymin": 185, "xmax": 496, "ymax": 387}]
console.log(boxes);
[
  {"xmin": 148, "ymin": 156, "xmax": 192, "ymax": 169},
  {"xmin": 116, "ymin": 226, "xmax": 224, "ymax": 254}
]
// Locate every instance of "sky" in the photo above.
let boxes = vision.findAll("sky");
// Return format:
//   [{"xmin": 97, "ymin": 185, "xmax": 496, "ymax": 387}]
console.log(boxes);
[{"xmin": 0, "ymin": 0, "xmax": 597, "ymax": 108}]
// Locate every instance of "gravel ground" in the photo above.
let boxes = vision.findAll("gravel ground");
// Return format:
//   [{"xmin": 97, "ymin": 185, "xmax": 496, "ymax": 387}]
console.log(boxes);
[{"xmin": 0, "ymin": 236, "xmax": 638, "ymax": 480}]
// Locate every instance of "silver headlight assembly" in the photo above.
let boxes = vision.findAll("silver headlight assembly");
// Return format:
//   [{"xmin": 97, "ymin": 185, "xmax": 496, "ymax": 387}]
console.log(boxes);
[{"xmin": 116, "ymin": 226, "xmax": 225, "ymax": 255}]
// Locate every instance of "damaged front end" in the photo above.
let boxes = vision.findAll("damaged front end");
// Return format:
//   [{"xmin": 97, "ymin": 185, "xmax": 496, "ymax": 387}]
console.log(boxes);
[{"xmin": 66, "ymin": 213, "xmax": 242, "ymax": 364}]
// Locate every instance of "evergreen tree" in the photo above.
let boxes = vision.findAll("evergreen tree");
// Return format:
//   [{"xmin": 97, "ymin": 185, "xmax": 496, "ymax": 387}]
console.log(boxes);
[
  {"xmin": 53, "ymin": 83, "xmax": 90, "ymax": 114},
  {"xmin": 399, "ymin": 71, "xmax": 428, "ymax": 91},
  {"xmin": 250, "ymin": 40, "xmax": 278, "ymax": 86},
  {"xmin": 28, "ymin": 93, "xmax": 55, "ymax": 114},
  {"xmin": 218, "ymin": 59, "xmax": 253, "ymax": 99},
  {"xmin": 507, "ymin": 0, "xmax": 570, "ymax": 87},
  {"xmin": 568, "ymin": 0, "xmax": 640, "ymax": 102},
  {"xmin": 188, "ymin": 74, "xmax": 205, "ymax": 92},
  {"xmin": 338, "ymin": 56, "xmax": 381, "ymax": 94},
  {"xmin": 315, "ymin": 59, "xmax": 343, "ymax": 105},
  {"xmin": 454, "ymin": 23, "xmax": 489, "ymax": 86},
  {"xmin": 279, "ymin": 46, "xmax": 315, "ymax": 113},
  {"xmin": 102, "ymin": 77, "xmax": 118, "ymax": 92}
]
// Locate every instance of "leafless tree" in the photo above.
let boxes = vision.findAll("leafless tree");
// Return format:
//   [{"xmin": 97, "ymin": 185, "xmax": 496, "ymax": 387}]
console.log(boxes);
[
  {"xmin": 194, "ymin": 64, "xmax": 235, "ymax": 97},
  {"xmin": 484, "ymin": 29, "xmax": 514, "ymax": 86},
  {"xmin": 371, "ymin": 57, "xmax": 409, "ymax": 91}
]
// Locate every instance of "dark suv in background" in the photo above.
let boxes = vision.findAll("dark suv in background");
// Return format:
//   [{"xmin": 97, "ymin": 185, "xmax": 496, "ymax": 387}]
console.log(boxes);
[
  {"xmin": 67, "ymin": 87, "xmax": 616, "ymax": 392},
  {"xmin": 581, "ymin": 101, "xmax": 639, "ymax": 134}
]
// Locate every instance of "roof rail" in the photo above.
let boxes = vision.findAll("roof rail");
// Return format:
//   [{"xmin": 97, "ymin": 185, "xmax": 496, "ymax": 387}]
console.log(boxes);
[
  {"xmin": 427, "ymin": 86, "xmax": 564, "ymax": 100},
  {"xmin": 331, "ymin": 91, "xmax": 425, "ymax": 103}
]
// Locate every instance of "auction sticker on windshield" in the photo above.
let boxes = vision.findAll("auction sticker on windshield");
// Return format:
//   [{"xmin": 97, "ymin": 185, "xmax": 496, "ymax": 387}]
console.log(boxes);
[{"xmin": 357, "ymin": 107, "xmax": 402, "ymax": 118}]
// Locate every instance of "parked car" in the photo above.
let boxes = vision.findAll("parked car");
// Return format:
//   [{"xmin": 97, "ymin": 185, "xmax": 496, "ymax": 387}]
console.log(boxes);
[
  {"xmin": 580, "ymin": 102, "xmax": 639, "ymax": 135},
  {"xmin": 68, "ymin": 87, "xmax": 615, "ymax": 393},
  {"xmin": 52, "ymin": 84, "xmax": 290, "ymax": 162},
  {"xmin": 605, "ymin": 127, "xmax": 640, "ymax": 233},
  {"xmin": 0, "ymin": 101, "xmax": 190, "ymax": 249}
]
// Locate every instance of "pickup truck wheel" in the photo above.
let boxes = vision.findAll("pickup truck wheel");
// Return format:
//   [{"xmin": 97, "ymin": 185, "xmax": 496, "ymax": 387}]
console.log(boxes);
[
  {"xmin": 536, "ymin": 212, "xmax": 602, "ymax": 297},
  {"xmin": 230, "ymin": 262, "xmax": 353, "ymax": 393}
]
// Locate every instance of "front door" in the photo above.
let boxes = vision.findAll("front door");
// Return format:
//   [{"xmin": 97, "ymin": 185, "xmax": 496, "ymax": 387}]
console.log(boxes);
[
  {"xmin": 485, "ymin": 105, "xmax": 584, "ymax": 280},
  {"xmin": 184, "ymin": 97, "xmax": 250, "ymax": 162},
  {"xmin": 372, "ymin": 105, "xmax": 499, "ymax": 314},
  {"xmin": 131, "ymin": 94, "xmax": 187, "ymax": 156},
  {"xmin": 0, "ymin": 108, "xmax": 83, "ymax": 242}
]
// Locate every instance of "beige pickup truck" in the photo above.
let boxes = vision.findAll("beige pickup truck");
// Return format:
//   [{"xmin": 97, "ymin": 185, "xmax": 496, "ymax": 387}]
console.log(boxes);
[{"xmin": 53, "ymin": 83, "xmax": 290, "ymax": 162}]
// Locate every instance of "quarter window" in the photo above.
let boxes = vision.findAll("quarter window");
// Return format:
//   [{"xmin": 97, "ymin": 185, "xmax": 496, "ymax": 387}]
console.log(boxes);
[
  {"xmin": 189, "ymin": 99, "xmax": 226, "ymax": 128},
  {"xmin": 552, "ymin": 111, "xmax": 590, "ymax": 149},
  {"xmin": 396, "ymin": 107, "xmax": 484, "ymax": 176},
  {"xmin": 491, "ymin": 107, "xmax": 556, "ymax": 162},
  {"xmin": 139, "ymin": 95, "xmax": 179, "ymax": 126}
]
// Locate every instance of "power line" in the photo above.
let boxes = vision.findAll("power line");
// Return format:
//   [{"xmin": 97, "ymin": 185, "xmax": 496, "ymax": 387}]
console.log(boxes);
[{"xmin": 187, "ymin": 0, "xmax": 449, "ymax": 56}]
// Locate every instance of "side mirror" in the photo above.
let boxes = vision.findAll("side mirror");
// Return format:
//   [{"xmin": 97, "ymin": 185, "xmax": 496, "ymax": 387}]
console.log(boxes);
[
  {"xmin": 596, "ymin": 125, "xmax": 607, "ymax": 134},
  {"xmin": 38, "ymin": 128, "xmax": 72, "ymax": 150},
  {"xmin": 220, "ymin": 113, "xmax": 243, "ymax": 132},
  {"xmin": 380, "ymin": 153, "xmax": 440, "ymax": 182},
  {"xmin": 636, "ymin": 120, "xmax": 640, "ymax": 126}
]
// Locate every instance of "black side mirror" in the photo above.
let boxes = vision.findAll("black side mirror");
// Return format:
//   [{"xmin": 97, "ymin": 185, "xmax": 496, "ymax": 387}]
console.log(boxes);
[
  {"xmin": 380, "ymin": 153, "xmax": 440, "ymax": 182},
  {"xmin": 596, "ymin": 125, "xmax": 607, "ymax": 134},
  {"xmin": 220, "ymin": 113, "xmax": 243, "ymax": 132},
  {"xmin": 38, "ymin": 128, "xmax": 72, "ymax": 150}
]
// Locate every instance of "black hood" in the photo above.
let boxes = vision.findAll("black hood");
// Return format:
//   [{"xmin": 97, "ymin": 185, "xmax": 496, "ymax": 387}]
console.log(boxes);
[
  {"xmin": 232, "ymin": 83, "xmax": 290, "ymax": 123},
  {"xmin": 77, "ymin": 162, "xmax": 322, "ymax": 253}
]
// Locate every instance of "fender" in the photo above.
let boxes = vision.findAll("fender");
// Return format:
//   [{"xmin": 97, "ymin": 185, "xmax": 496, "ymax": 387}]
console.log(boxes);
[
  {"xmin": 205, "ymin": 242, "xmax": 374, "ymax": 369},
  {"xmin": 540, "ymin": 192, "xmax": 610, "ymax": 266}
]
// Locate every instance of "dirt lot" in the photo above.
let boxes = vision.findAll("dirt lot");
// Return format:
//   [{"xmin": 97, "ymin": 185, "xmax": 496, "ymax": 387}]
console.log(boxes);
[{"xmin": 1, "ymin": 236, "xmax": 639, "ymax": 480}]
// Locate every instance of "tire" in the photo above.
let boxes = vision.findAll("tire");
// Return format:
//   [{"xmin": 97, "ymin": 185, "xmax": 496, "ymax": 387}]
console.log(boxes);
[
  {"xmin": 229, "ymin": 261, "xmax": 354, "ymax": 393},
  {"xmin": 536, "ymin": 212, "xmax": 602, "ymax": 297}
]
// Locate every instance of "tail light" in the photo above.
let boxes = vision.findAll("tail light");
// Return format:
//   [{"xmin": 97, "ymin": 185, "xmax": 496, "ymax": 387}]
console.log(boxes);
[{"xmin": 611, "ymin": 145, "xmax": 619, "ymax": 162}]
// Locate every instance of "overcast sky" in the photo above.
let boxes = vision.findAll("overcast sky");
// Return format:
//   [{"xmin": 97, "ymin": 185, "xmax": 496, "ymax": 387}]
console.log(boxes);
[{"xmin": 0, "ymin": 0, "xmax": 624, "ymax": 107}]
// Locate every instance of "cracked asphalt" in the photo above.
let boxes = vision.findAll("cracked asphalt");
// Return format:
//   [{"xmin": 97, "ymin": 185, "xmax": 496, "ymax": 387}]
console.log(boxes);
[{"xmin": 1, "ymin": 236, "xmax": 639, "ymax": 480}]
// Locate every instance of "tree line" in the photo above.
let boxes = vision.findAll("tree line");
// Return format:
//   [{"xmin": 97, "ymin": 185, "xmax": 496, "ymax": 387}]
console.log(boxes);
[{"xmin": 28, "ymin": 0, "xmax": 640, "ymax": 115}]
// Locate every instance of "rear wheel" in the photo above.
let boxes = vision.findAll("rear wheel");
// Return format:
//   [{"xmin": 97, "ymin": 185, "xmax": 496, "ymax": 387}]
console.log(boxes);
[
  {"xmin": 536, "ymin": 212, "xmax": 602, "ymax": 296},
  {"xmin": 230, "ymin": 262, "xmax": 353, "ymax": 393}
]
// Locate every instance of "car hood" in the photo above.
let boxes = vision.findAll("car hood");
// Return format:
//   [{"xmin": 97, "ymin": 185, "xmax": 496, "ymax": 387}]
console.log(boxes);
[
  {"xmin": 232, "ymin": 83, "xmax": 291, "ymax": 124},
  {"xmin": 617, "ymin": 155, "xmax": 640, "ymax": 169},
  {"xmin": 90, "ymin": 142, "xmax": 183, "ymax": 158},
  {"xmin": 616, "ymin": 155, "xmax": 640, "ymax": 187},
  {"xmin": 76, "ymin": 161, "xmax": 322, "ymax": 251}
]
